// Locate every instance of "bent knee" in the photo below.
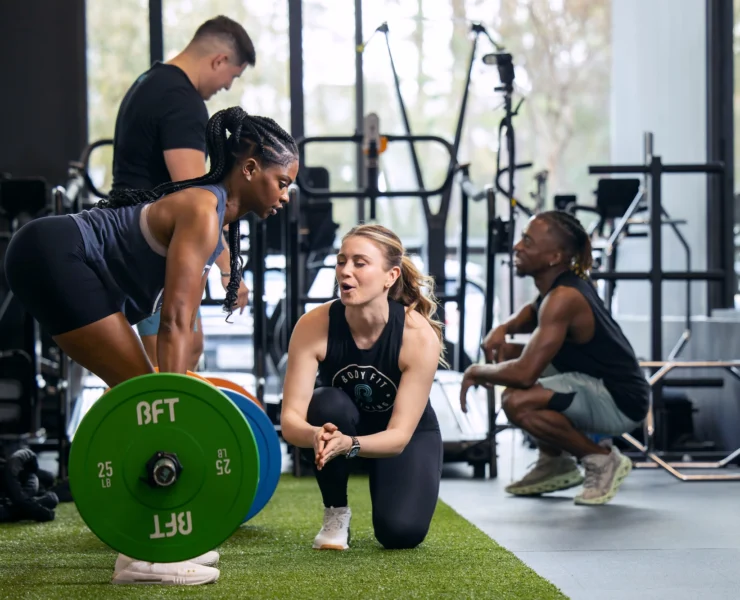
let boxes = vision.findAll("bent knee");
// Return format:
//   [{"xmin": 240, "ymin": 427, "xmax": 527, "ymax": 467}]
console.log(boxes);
[
  {"xmin": 190, "ymin": 341, "xmax": 204, "ymax": 367},
  {"xmin": 502, "ymin": 388, "xmax": 528, "ymax": 423},
  {"xmin": 140, "ymin": 336, "xmax": 158, "ymax": 367},
  {"xmin": 191, "ymin": 337, "xmax": 204, "ymax": 359},
  {"xmin": 374, "ymin": 517, "xmax": 430, "ymax": 550},
  {"xmin": 306, "ymin": 387, "xmax": 356, "ymax": 427}
]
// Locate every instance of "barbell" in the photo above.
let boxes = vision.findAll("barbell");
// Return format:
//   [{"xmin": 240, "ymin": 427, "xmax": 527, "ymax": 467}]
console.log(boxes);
[{"xmin": 69, "ymin": 372, "xmax": 282, "ymax": 563}]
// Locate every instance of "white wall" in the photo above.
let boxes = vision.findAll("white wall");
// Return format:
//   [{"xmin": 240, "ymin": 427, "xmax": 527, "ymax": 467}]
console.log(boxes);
[{"xmin": 610, "ymin": 0, "xmax": 707, "ymax": 359}]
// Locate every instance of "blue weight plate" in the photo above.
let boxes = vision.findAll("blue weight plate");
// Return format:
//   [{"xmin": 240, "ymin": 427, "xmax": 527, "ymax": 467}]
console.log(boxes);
[{"xmin": 219, "ymin": 388, "xmax": 282, "ymax": 521}]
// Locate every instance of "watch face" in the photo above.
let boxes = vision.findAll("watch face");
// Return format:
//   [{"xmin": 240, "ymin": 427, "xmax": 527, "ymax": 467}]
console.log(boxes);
[{"xmin": 348, "ymin": 446, "xmax": 360, "ymax": 458}]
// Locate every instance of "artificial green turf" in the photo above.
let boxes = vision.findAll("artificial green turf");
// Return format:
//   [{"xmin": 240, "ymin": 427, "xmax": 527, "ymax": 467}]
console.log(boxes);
[{"xmin": 0, "ymin": 475, "xmax": 567, "ymax": 599}]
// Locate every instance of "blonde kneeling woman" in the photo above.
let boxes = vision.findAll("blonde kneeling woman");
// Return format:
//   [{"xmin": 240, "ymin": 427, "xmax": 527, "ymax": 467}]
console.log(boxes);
[{"xmin": 281, "ymin": 224, "xmax": 446, "ymax": 550}]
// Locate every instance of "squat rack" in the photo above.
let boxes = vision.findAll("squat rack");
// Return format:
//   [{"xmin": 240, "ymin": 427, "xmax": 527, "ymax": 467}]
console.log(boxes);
[{"xmin": 589, "ymin": 133, "xmax": 740, "ymax": 481}]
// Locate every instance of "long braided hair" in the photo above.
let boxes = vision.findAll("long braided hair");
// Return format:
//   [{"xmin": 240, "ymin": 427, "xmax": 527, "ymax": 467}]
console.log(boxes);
[
  {"xmin": 538, "ymin": 210, "xmax": 594, "ymax": 282},
  {"xmin": 97, "ymin": 107, "xmax": 297, "ymax": 317}
]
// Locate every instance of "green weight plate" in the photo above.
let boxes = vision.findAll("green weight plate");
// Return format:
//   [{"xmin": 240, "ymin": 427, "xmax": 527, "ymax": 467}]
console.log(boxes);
[{"xmin": 69, "ymin": 373, "xmax": 259, "ymax": 563}]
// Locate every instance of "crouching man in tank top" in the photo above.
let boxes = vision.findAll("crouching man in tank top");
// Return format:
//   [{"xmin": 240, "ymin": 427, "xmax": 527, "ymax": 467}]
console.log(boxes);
[
  {"xmin": 280, "ymin": 224, "xmax": 445, "ymax": 551},
  {"xmin": 460, "ymin": 212, "xmax": 649, "ymax": 506}
]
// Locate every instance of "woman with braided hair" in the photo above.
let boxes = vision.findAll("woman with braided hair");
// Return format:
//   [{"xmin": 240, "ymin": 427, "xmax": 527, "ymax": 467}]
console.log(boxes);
[
  {"xmin": 460, "ymin": 210, "xmax": 649, "ymax": 507},
  {"xmin": 3, "ymin": 106, "xmax": 298, "ymax": 584}
]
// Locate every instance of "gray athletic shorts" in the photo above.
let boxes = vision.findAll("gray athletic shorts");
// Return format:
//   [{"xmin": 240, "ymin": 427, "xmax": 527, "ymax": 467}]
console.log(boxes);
[{"xmin": 538, "ymin": 365, "xmax": 643, "ymax": 436}]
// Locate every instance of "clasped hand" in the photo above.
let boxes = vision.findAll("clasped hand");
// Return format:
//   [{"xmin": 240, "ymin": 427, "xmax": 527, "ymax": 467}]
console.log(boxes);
[{"xmin": 313, "ymin": 423, "xmax": 351, "ymax": 470}]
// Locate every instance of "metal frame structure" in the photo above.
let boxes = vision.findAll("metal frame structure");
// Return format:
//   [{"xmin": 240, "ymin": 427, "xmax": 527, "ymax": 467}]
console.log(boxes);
[
  {"xmin": 346, "ymin": 19, "xmax": 500, "ymax": 330},
  {"xmin": 354, "ymin": 0, "xmax": 365, "ymax": 223},
  {"xmin": 629, "ymin": 360, "xmax": 740, "ymax": 481},
  {"xmin": 588, "ymin": 148, "xmax": 726, "ymax": 365},
  {"xmin": 148, "ymin": 0, "xmax": 163, "ymax": 65},
  {"xmin": 578, "ymin": 134, "xmax": 695, "ymax": 361},
  {"xmin": 588, "ymin": 143, "xmax": 740, "ymax": 479},
  {"xmin": 287, "ymin": 129, "xmax": 457, "ymax": 309},
  {"xmin": 141, "ymin": 0, "xmax": 737, "ymax": 317},
  {"xmin": 135, "ymin": 0, "xmax": 735, "ymax": 309},
  {"xmin": 285, "ymin": 11, "xmax": 501, "ymax": 343},
  {"xmin": 288, "ymin": 0, "xmax": 304, "ymax": 144},
  {"xmin": 705, "ymin": 0, "xmax": 736, "ymax": 310}
]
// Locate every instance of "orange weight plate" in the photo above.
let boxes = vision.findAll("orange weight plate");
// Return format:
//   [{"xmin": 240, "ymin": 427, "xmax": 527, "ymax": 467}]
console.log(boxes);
[
  {"xmin": 104, "ymin": 369, "xmax": 212, "ymax": 393},
  {"xmin": 206, "ymin": 377, "xmax": 262, "ymax": 409}
]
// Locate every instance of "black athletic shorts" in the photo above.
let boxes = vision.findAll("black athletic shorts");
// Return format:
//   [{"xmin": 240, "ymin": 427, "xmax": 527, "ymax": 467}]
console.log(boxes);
[{"xmin": 4, "ymin": 215, "xmax": 119, "ymax": 336}]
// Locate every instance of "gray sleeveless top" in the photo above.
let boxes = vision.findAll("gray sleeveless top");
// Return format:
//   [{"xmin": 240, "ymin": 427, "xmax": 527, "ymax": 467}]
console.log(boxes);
[{"xmin": 69, "ymin": 183, "xmax": 227, "ymax": 325}]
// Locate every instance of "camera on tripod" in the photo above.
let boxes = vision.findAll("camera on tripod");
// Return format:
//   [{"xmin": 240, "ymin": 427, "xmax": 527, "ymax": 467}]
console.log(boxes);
[{"xmin": 481, "ymin": 52, "xmax": 515, "ymax": 92}]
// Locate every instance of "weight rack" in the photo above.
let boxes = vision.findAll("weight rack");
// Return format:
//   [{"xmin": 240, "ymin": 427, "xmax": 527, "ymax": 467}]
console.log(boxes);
[{"xmin": 588, "ymin": 133, "xmax": 740, "ymax": 480}]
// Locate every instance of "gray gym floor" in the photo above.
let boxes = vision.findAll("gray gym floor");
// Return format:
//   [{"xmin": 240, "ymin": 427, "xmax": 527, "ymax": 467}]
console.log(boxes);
[{"xmin": 439, "ymin": 429, "xmax": 740, "ymax": 600}]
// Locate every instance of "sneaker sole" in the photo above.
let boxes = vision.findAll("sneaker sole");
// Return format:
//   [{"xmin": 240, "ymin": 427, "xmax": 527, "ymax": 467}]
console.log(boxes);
[
  {"xmin": 312, "ymin": 544, "xmax": 349, "ymax": 551},
  {"xmin": 111, "ymin": 573, "xmax": 220, "ymax": 586},
  {"xmin": 312, "ymin": 526, "xmax": 351, "ymax": 551},
  {"xmin": 506, "ymin": 470, "xmax": 585, "ymax": 496},
  {"xmin": 574, "ymin": 456, "xmax": 633, "ymax": 506}
]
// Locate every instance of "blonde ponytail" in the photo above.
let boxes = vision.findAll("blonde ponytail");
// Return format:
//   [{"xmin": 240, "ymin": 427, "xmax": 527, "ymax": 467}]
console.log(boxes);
[
  {"xmin": 342, "ymin": 224, "xmax": 448, "ymax": 368},
  {"xmin": 389, "ymin": 256, "xmax": 448, "ymax": 367}
]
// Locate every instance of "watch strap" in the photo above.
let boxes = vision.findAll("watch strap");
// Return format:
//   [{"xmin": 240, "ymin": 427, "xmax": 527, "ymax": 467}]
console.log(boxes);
[{"xmin": 346, "ymin": 436, "xmax": 360, "ymax": 458}]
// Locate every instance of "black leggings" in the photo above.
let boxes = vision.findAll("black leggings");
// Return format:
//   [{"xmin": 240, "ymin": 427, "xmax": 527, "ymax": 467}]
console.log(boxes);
[
  {"xmin": 4, "ymin": 215, "xmax": 118, "ymax": 335},
  {"xmin": 305, "ymin": 387, "xmax": 443, "ymax": 550}
]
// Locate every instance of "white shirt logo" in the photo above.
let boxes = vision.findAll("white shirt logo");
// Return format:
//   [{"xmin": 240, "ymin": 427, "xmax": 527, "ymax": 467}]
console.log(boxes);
[{"xmin": 331, "ymin": 365, "xmax": 397, "ymax": 413}]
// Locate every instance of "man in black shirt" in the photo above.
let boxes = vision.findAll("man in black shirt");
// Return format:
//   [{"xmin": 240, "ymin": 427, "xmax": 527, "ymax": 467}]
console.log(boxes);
[
  {"xmin": 460, "ymin": 211, "xmax": 649, "ymax": 506},
  {"xmin": 112, "ymin": 15, "xmax": 252, "ymax": 369}
]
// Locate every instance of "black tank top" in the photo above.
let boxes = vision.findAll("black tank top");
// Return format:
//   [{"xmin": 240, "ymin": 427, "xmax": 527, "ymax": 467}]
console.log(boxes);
[
  {"xmin": 535, "ymin": 270, "xmax": 649, "ymax": 422},
  {"xmin": 316, "ymin": 298, "xmax": 439, "ymax": 433}
]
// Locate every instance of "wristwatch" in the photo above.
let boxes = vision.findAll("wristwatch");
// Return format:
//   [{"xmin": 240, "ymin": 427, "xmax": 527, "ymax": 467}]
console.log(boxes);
[{"xmin": 345, "ymin": 436, "xmax": 361, "ymax": 459}]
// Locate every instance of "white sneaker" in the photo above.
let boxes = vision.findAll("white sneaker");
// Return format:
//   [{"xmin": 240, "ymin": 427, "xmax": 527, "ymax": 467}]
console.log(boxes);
[
  {"xmin": 114, "ymin": 551, "xmax": 219, "ymax": 570},
  {"xmin": 312, "ymin": 506, "xmax": 351, "ymax": 550},
  {"xmin": 189, "ymin": 550, "xmax": 220, "ymax": 567},
  {"xmin": 111, "ymin": 554, "xmax": 219, "ymax": 586}
]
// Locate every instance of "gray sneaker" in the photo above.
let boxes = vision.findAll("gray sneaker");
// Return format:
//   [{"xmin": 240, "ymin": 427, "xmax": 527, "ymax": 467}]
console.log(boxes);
[
  {"xmin": 505, "ymin": 453, "xmax": 584, "ymax": 496},
  {"xmin": 575, "ymin": 446, "xmax": 632, "ymax": 505}
]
